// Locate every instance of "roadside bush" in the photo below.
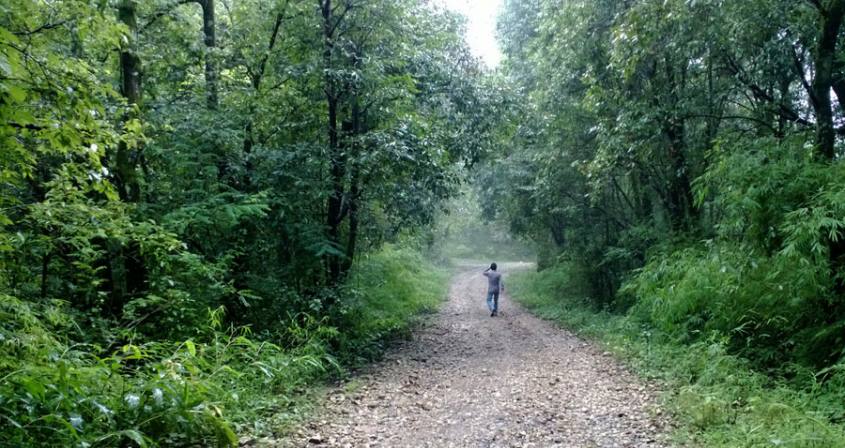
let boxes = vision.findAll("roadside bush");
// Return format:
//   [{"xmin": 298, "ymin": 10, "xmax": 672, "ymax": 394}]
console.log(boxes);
[
  {"xmin": 0, "ymin": 297, "xmax": 339, "ymax": 447},
  {"xmin": 335, "ymin": 245, "xmax": 448, "ymax": 364},
  {"xmin": 0, "ymin": 244, "xmax": 446, "ymax": 446},
  {"xmin": 509, "ymin": 266, "xmax": 845, "ymax": 447},
  {"xmin": 623, "ymin": 243, "xmax": 829, "ymax": 368}
]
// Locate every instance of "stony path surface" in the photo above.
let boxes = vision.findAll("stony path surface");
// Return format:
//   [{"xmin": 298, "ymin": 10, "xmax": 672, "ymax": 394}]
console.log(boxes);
[{"xmin": 279, "ymin": 263, "xmax": 671, "ymax": 447}]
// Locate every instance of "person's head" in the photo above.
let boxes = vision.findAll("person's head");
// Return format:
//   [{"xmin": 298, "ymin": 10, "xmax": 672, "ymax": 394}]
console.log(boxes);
[{"xmin": 490, "ymin": 262, "xmax": 497, "ymax": 271}]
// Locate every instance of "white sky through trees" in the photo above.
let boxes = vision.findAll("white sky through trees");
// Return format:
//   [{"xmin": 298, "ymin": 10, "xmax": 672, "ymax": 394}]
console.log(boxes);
[{"xmin": 438, "ymin": 0, "xmax": 503, "ymax": 67}]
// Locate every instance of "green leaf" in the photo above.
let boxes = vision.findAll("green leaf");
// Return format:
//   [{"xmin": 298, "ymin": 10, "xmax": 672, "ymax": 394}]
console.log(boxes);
[
  {"xmin": 121, "ymin": 429, "xmax": 148, "ymax": 447},
  {"xmin": 7, "ymin": 85, "xmax": 26, "ymax": 102}
]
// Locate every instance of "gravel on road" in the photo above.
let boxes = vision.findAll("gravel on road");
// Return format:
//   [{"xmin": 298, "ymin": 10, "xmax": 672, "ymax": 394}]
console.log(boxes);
[{"xmin": 276, "ymin": 263, "xmax": 672, "ymax": 448}]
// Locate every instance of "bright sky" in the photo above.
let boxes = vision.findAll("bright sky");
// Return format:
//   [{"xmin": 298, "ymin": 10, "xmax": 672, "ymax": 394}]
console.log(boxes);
[{"xmin": 438, "ymin": 0, "xmax": 504, "ymax": 67}]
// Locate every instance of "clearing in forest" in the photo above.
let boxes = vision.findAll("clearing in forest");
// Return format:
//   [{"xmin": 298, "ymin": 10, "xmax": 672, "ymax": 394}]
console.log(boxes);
[{"xmin": 281, "ymin": 263, "xmax": 670, "ymax": 447}]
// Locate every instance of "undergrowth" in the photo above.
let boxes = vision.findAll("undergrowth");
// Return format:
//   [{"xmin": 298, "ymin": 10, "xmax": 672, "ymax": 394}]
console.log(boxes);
[
  {"xmin": 0, "ymin": 246, "xmax": 447, "ymax": 447},
  {"xmin": 337, "ymin": 245, "xmax": 448, "ymax": 365},
  {"xmin": 509, "ymin": 263, "xmax": 845, "ymax": 448}
]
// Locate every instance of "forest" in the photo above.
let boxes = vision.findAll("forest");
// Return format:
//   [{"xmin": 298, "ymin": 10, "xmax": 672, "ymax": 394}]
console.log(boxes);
[
  {"xmin": 492, "ymin": 0, "xmax": 845, "ymax": 445},
  {"xmin": 1, "ymin": 0, "xmax": 502, "ymax": 445},
  {"xmin": 2, "ymin": 0, "xmax": 845, "ymax": 446}
]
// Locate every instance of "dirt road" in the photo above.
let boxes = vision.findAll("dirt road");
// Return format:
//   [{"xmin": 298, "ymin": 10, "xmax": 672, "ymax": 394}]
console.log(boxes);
[{"xmin": 282, "ymin": 263, "xmax": 670, "ymax": 447}]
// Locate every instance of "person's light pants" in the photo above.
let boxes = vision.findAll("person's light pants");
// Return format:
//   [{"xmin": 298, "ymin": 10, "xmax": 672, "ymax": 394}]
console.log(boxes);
[{"xmin": 486, "ymin": 291, "xmax": 499, "ymax": 312}]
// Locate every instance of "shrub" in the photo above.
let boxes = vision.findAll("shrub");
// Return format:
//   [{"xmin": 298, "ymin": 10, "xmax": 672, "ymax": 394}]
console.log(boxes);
[
  {"xmin": 335, "ymin": 245, "xmax": 448, "ymax": 364},
  {"xmin": 509, "ymin": 265, "xmax": 845, "ymax": 447},
  {"xmin": 0, "ymin": 297, "xmax": 338, "ymax": 447},
  {"xmin": 0, "ymin": 245, "xmax": 446, "ymax": 446}
]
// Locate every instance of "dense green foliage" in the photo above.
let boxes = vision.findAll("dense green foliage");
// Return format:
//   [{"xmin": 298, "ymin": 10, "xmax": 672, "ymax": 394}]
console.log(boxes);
[
  {"xmin": 1, "ymin": 243, "xmax": 446, "ymax": 446},
  {"xmin": 6, "ymin": 0, "xmax": 845, "ymax": 444},
  {"xmin": 1, "ymin": 0, "xmax": 485, "ymax": 445},
  {"xmin": 338, "ymin": 245, "xmax": 448, "ymax": 362},
  {"xmin": 492, "ymin": 0, "xmax": 845, "ymax": 373},
  {"xmin": 510, "ymin": 267, "xmax": 845, "ymax": 447},
  {"xmin": 489, "ymin": 0, "xmax": 845, "ymax": 442}
]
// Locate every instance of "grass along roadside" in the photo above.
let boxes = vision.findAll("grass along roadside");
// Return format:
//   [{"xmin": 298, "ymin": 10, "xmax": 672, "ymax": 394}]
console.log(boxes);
[
  {"xmin": 508, "ymin": 263, "xmax": 845, "ymax": 448},
  {"xmin": 228, "ymin": 245, "xmax": 451, "ymax": 445},
  {"xmin": 241, "ymin": 245, "xmax": 451, "ymax": 441},
  {"xmin": 336, "ymin": 245, "xmax": 450, "ymax": 367}
]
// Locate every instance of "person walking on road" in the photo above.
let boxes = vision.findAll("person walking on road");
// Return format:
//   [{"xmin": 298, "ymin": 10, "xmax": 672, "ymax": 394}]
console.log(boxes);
[{"xmin": 483, "ymin": 263, "xmax": 503, "ymax": 317}]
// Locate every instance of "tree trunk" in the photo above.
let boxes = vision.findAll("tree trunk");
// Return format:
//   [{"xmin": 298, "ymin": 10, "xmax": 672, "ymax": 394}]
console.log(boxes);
[
  {"xmin": 344, "ymin": 168, "xmax": 360, "ymax": 275},
  {"xmin": 630, "ymin": 165, "xmax": 652, "ymax": 222},
  {"xmin": 811, "ymin": 0, "xmax": 844, "ymax": 160},
  {"xmin": 549, "ymin": 216, "xmax": 566, "ymax": 247},
  {"xmin": 322, "ymin": 0, "xmax": 344, "ymax": 286},
  {"xmin": 117, "ymin": 0, "xmax": 142, "ymax": 203},
  {"xmin": 664, "ymin": 119, "xmax": 694, "ymax": 231},
  {"xmin": 243, "ymin": 12, "xmax": 285, "ymax": 181},
  {"xmin": 832, "ymin": 70, "xmax": 845, "ymax": 116},
  {"xmin": 200, "ymin": 0, "xmax": 218, "ymax": 109},
  {"xmin": 325, "ymin": 93, "xmax": 344, "ymax": 285},
  {"xmin": 662, "ymin": 58, "xmax": 695, "ymax": 231},
  {"xmin": 111, "ymin": 1, "xmax": 149, "ymax": 319},
  {"xmin": 40, "ymin": 252, "xmax": 50, "ymax": 299},
  {"xmin": 342, "ymin": 96, "xmax": 363, "ymax": 277},
  {"xmin": 776, "ymin": 76, "xmax": 791, "ymax": 139}
]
